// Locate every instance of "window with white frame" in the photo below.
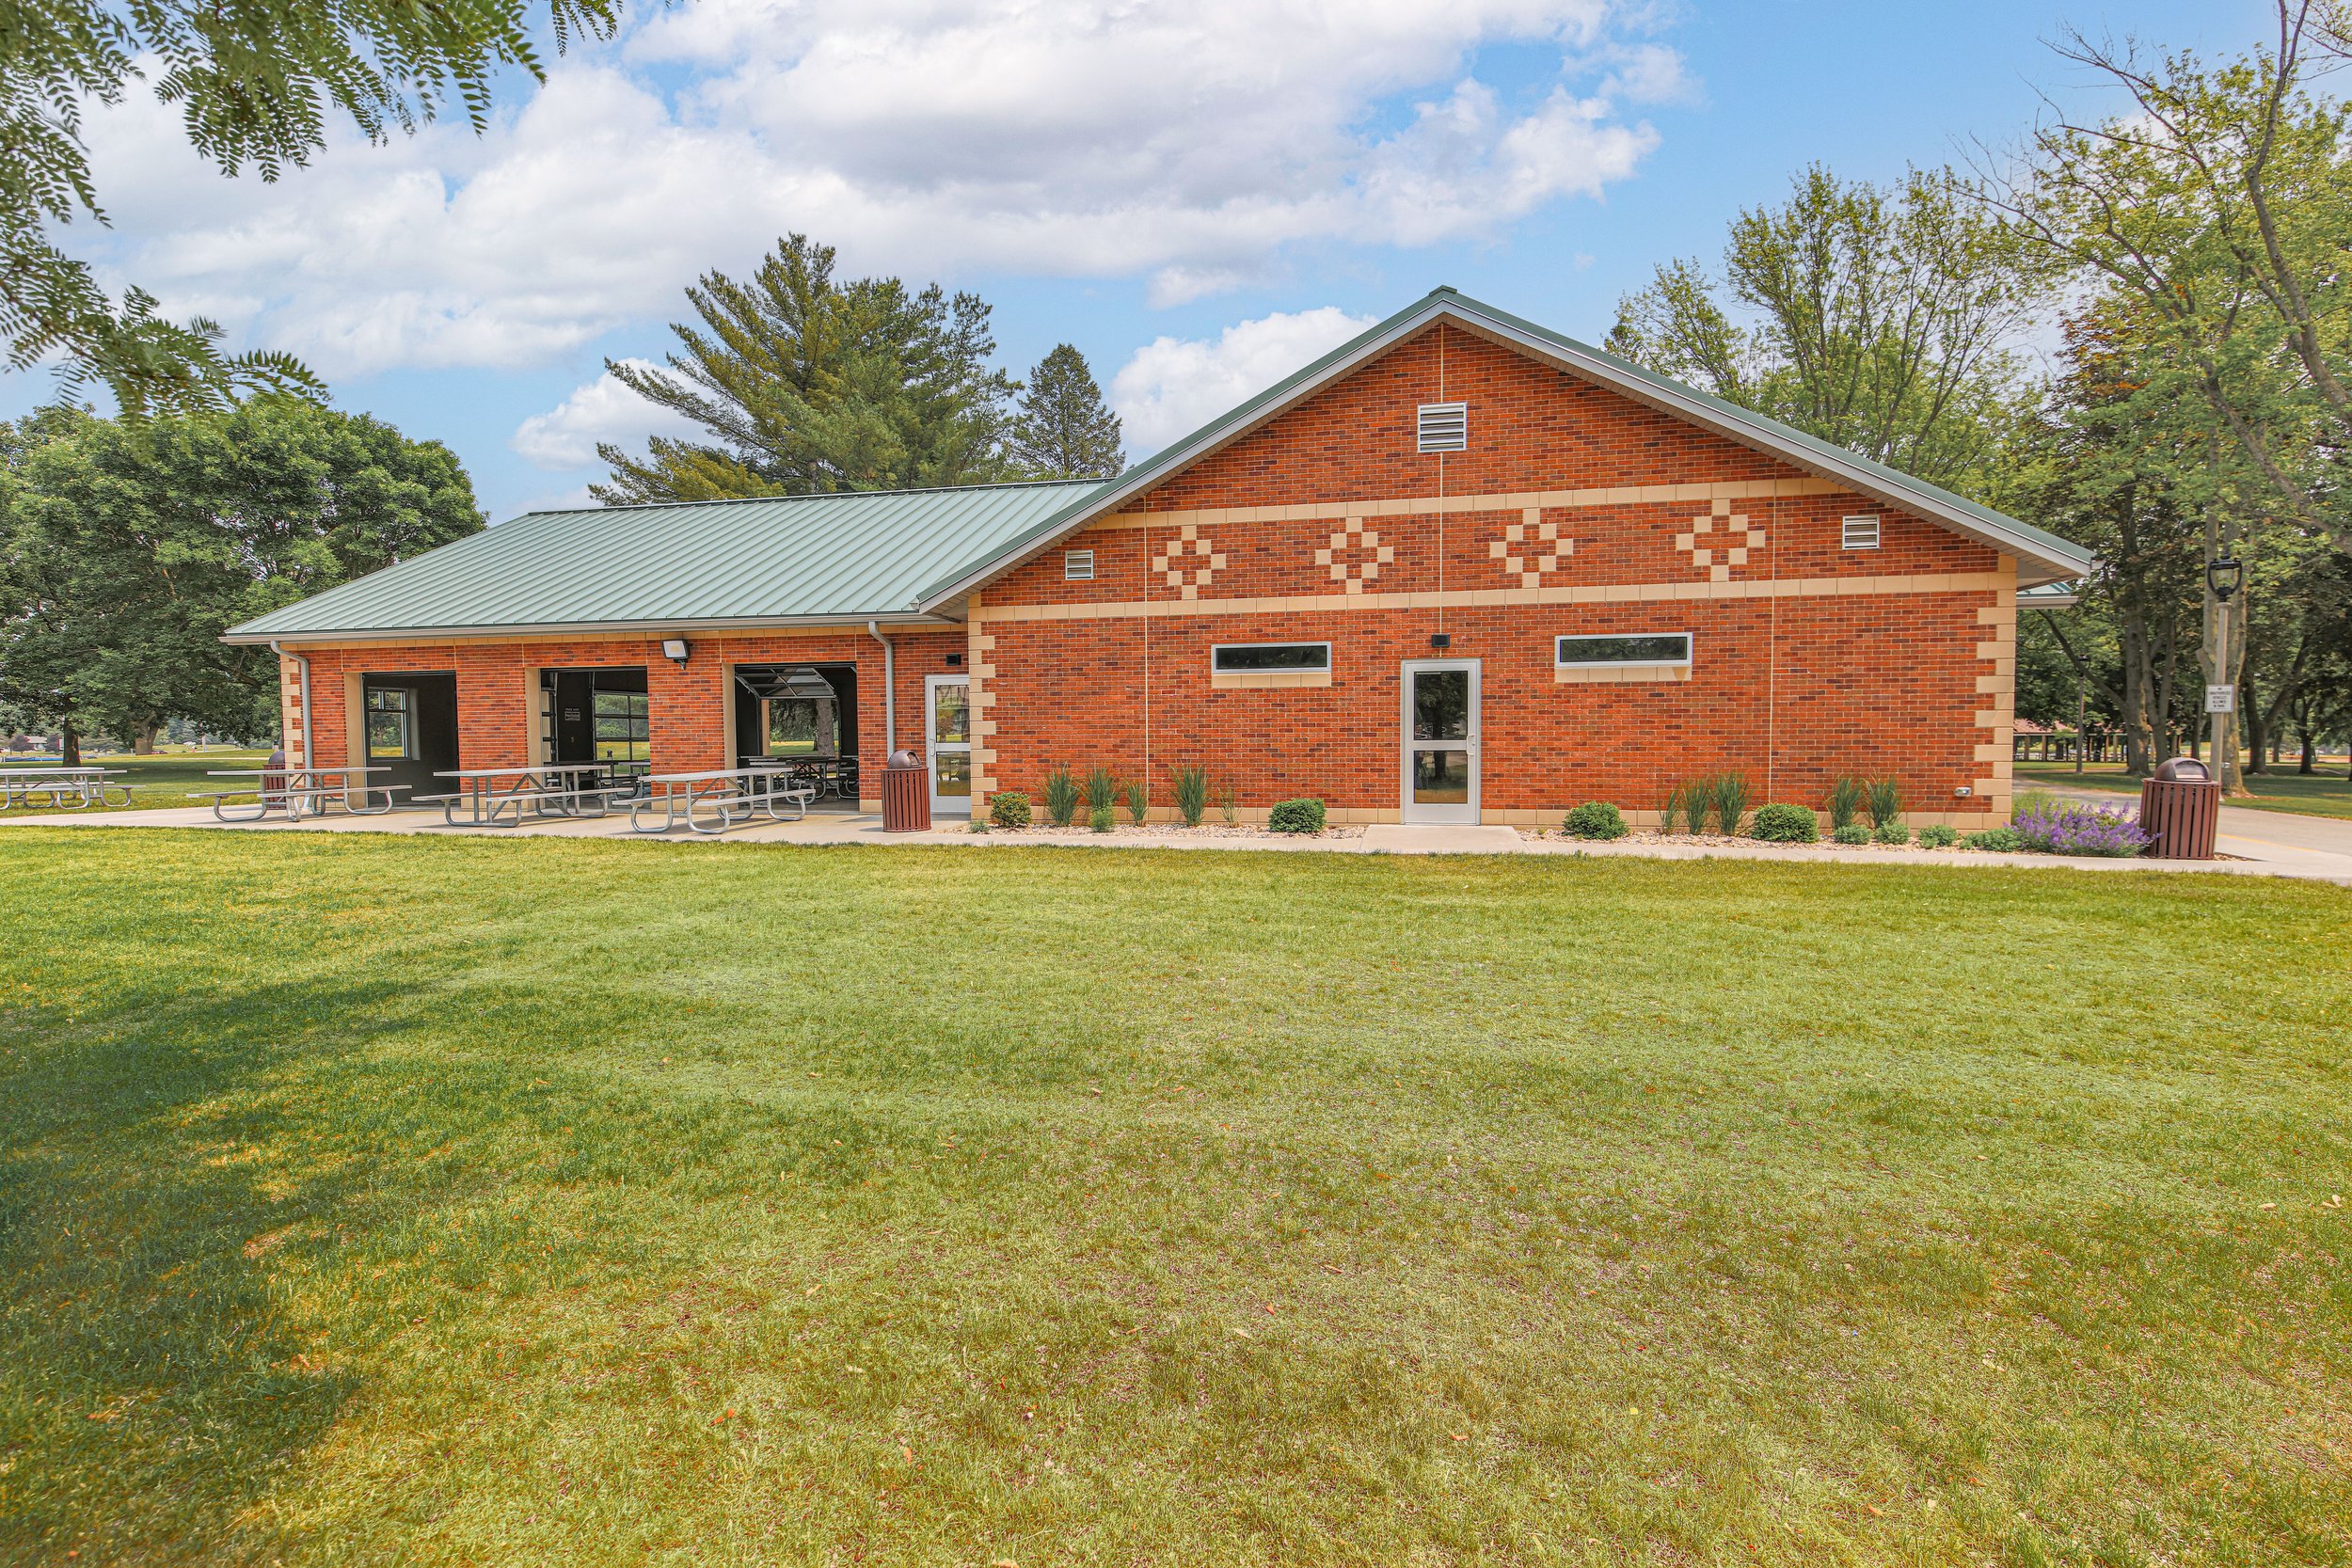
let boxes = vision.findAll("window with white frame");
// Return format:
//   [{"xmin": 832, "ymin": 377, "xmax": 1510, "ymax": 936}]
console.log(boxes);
[
  {"xmin": 1417, "ymin": 402, "xmax": 1467, "ymax": 452},
  {"xmin": 1212, "ymin": 642, "xmax": 1331, "ymax": 673},
  {"xmin": 1063, "ymin": 548, "xmax": 1095, "ymax": 580},
  {"xmin": 1554, "ymin": 633, "xmax": 1692, "ymax": 669},
  {"xmin": 1842, "ymin": 515, "xmax": 1881, "ymax": 550}
]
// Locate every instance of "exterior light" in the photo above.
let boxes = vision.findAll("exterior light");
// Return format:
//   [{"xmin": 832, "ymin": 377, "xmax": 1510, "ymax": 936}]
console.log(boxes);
[
  {"xmin": 2206, "ymin": 558, "xmax": 2243, "ymax": 602},
  {"xmin": 660, "ymin": 637, "xmax": 691, "ymax": 665},
  {"xmin": 1430, "ymin": 632, "xmax": 1452, "ymax": 650}
]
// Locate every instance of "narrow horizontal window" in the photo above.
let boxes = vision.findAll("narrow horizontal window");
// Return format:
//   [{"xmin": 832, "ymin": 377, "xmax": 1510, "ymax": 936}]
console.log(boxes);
[
  {"xmin": 1555, "ymin": 633, "xmax": 1692, "ymax": 668},
  {"xmin": 1213, "ymin": 642, "xmax": 1331, "ymax": 673},
  {"xmin": 1842, "ymin": 515, "xmax": 1881, "ymax": 550},
  {"xmin": 1063, "ymin": 549, "xmax": 1095, "ymax": 580},
  {"xmin": 1417, "ymin": 402, "xmax": 1467, "ymax": 452}
]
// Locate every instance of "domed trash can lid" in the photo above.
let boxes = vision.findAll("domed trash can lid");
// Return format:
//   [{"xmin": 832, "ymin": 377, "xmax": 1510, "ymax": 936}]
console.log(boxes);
[
  {"xmin": 887, "ymin": 749, "xmax": 924, "ymax": 770},
  {"xmin": 2152, "ymin": 757, "xmax": 2212, "ymax": 782}
]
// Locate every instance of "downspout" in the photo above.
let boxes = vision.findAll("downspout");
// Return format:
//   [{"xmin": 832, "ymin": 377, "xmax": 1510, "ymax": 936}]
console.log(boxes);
[
  {"xmin": 866, "ymin": 621, "xmax": 897, "ymax": 755},
  {"xmin": 270, "ymin": 640, "xmax": 311, "ymax": 770}
]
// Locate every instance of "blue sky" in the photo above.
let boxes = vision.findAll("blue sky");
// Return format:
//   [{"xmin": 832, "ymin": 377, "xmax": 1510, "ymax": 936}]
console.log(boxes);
[{"xmin": 8, "ymin": 0, "xmax": 2270, "ymax": 519}]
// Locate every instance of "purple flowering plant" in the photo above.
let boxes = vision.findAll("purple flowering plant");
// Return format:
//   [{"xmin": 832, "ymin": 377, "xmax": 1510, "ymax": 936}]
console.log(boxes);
[{"xmin": 2011, "ymin": 800, "xmax": 2151, "ymax": 857}]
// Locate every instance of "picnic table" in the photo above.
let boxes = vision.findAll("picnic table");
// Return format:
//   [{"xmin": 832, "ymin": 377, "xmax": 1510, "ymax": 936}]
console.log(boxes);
[
  {"xmin": 629, "ymin": 766, "xmax": 816, "ymax": 835},
  {"xmin": 0, "ymin": 766, "xmax": 129, "ymax": 811},
  {"xmin": 419, "ymin": 765, "xmax": 627, "ymax": 827},
  {"xmin": 198, "ymin": 765, "xmax": 399, "ymax": 821}
]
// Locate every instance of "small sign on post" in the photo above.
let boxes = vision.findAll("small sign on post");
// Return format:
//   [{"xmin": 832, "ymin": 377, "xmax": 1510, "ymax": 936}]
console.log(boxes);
[{"xmin": 2204, "ymin": 684, "xmax": 2236, "ymax": 714}]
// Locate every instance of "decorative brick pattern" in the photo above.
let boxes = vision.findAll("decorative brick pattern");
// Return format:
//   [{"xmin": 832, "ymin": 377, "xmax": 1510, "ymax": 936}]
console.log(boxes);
[
  {"xmin": 1491, "ymin": 507, "xmax": 1574, "ymax": 586},
  {"xmin": 1150, "ymin": 524, "xmax": 1224, "ymax": 600},
  {"xmin": 1315, "ymin": 519, "xmax": 1393, "ymax": 594},
  {"xmin": 1674, "ymin": 499, "xmax": 1768, "ymax": 583}
]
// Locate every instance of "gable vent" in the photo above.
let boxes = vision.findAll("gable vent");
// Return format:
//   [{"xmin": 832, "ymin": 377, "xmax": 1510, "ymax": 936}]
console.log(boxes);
[
  {"xmin": 1841, "ymin": 515, "xmax": 1882, "ymax": 550},
  {"xmin": 1417, "ymin": 402, "xmax": 1467, "ymax": 452}
]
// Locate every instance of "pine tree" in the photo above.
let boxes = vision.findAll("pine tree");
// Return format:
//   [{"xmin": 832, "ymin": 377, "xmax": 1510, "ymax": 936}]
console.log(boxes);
[
  {"xmin": 595, "ymin": 236, "xmax": 1019, "ymax": 504},
  {"xmin": 1009, "ymin": 345, "xmax": 1125, "ymax": 480}
]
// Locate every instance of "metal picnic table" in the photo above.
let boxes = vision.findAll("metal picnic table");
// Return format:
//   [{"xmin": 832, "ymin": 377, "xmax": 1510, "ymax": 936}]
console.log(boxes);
[
  {"xmin": 0, "ymin": 766, "xmax": 129, "ymax": 810},
  {"xmin": 421, "ymin": 765, "xmax": 627, "ymax": 826},
  {"xmin": 199, "ymin": 765, "xmax": 399, "ymax": 821},
  {"xmin": 629, "ymin": 766, "xmax": 816, "ymax": 835}
]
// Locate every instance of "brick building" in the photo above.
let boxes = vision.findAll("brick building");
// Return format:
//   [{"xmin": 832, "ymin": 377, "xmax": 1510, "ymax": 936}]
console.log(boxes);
[{"xmin": 227, "ymin": 290, "xmax": 2091, "ymax": 827}]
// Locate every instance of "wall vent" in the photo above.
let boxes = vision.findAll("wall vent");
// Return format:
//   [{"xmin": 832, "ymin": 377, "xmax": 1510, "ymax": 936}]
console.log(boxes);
[
  {"xmin": 1841, "ymin": 515, "xmax": 1882, "ymax": 550},
  {"xmin": 1417, "ymin": 402, "xmax": 1468, "ymax": 452},
  {"xmin": 1063, "ymin": 549, "xmax": 1095, "ymax": 580}
]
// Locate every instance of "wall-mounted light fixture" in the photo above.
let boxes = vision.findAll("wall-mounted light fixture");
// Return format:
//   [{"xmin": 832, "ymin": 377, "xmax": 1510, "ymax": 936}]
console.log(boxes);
[
  {"xmin": 1429, "ymin": 632, "xmax": 1452, "ymax": 650},
  {"xmin": 660, "ymin": 637, "xmax": 691, "ymax": 666}
]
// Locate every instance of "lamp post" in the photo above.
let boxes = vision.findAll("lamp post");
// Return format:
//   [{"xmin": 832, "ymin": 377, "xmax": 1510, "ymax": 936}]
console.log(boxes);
[{"xmin": 2206, "ymin": 556, "xmax": 2242, "ymax": 778}]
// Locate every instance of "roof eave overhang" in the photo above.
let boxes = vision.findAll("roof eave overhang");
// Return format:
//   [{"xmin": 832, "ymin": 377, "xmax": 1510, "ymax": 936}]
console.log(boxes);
[
  {"xmin": 221, "ymin": 610, "xmax": 962, "ymax": 647},
  {"xmin": 917, "ymin": 295, "xmax": 2094, "ymax": 609}
]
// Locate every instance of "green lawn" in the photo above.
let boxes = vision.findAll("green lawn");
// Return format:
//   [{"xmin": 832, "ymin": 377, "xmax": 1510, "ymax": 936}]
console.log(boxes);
[
  {"xmin": 2, "ymin": 833, "xmax": 2346, "ymax": 1566},
  {"xmin": 2016, "ymin": 761, "xmax": 2352, "ymax": 821},
  {"xmin": 0, "ymin": 749, "xmax": 273, "ymax": 816}
]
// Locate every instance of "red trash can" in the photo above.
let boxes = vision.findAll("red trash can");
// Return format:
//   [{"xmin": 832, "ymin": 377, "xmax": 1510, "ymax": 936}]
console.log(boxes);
[
  {"xmin": 882, "ymin": 748, "xmax": 929, "ymax": 832},
  {"xmin": 2139, "ymin": 756, "xmax": 2220, "ymax": 860}
]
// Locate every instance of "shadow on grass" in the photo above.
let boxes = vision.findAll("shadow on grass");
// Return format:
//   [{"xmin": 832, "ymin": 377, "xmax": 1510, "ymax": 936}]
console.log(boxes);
[{"xmin": 0, "ymin": 974, "xmax": 442, "ymax": 1564}]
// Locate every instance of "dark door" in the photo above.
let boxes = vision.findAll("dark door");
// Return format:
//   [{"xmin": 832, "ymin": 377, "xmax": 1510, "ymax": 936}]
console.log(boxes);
[
  {"xmin": 360, "ymin": 673, "xmax": 458, "ymax": 803},
  {"xmin": 549, "ymin": 667, "xmax": 650, "ymax": 784}
]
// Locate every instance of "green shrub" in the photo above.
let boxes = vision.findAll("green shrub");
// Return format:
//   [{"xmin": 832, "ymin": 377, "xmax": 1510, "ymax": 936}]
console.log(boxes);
[
  {"xmin": 1709, "ymin": 771, "xmax": 1754, "ymax": 835},
  {"xmin": 1562, "ymin": 800, "xmax": 1628, "ymax": 840},
  {"xmin": 1217, "ymin": 783, "xmax": 1238, "ymax": 826},
  {"xmin": 1824, "ymin": 775, "xmax": 1867, "ymax": 832},
  {"xmin": 1831, "ymin": 823, "xmax": 1872, "ymax": 847},
  {"xmin": 1124, "ymin": 778, "xmax": 1148, "ymax": 825},
  {"xmin": 966, "ymin": 819, "xmax": 990, "ymax": 833},
  {"xmin": 1873, "ymin": 821, "xmax": 1910, "ymax": 846},
  {"xmin": 1041, "ymin": 768, "xmax": 1080, "ymax": 828},
  {"xmin": 1171, "ymin": 765, "xmax": 1209, "ymax": 828},
  {"xmin": 1749, "ymin": 802, "xmax": 1819, "ymax": 843},
  {"xmin": 1963, "ymin": 826, "xmax": 2023, "ymax": 852},
  {"xmin": 1089, "ymin": 803, "xmax": 1115, "ymax": 833},
  {"xmin": 1085, "ymin": 766, "xmax": 1118, "ymax": 816},
  {"xmin": 1917, "ymin": 823, "xmax": 1958, "ymax": 848},
  {"xmin": 989, "ymin": 790, "xmax": 1032, "ymax": 829},
  {"xmin": 1866, "ymin": 777, "xmax": 1903, "ymax": 829},
  {"xmin": 1267, "ymin": 798, "xmax": 1327, "ymax": 833}
]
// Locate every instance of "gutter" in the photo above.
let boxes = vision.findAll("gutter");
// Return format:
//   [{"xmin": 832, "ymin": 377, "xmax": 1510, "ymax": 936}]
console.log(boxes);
[
  {"xmin": 866, "ymin": 620, "xmax": 896, "ymax": 755},
  {"xmin": 269, "ymin": 640, "xmax": 312, "ymax": 769},
  {"xmin": 222, "ymin": 610, "xmax": 962, "ymax": 647}
]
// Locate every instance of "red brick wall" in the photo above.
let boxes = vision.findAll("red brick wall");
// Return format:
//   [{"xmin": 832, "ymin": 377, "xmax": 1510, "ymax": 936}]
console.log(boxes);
[
  {"xmin": 971, "ymin": 323, "xmax": 2012, "ymax": 823},
  {"xmin": 286, "ymin": 629, "xmax": 964, "ymax": 790}
]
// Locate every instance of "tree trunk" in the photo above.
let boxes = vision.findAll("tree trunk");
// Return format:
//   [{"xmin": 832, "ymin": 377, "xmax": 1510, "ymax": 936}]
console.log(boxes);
[
  {"xmin": 133, "ymin": 720, "xmax": 161, "ymax": 755},
  {"xmin": 60, "ymin": 719, "xmax": 80, "ymax": 768}
]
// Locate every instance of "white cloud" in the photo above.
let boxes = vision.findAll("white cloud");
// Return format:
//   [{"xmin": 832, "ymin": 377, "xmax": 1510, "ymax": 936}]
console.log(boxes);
[
  {"xmin": 63, "ymin": 2, "xmax": 1679, "ymax": 376},
  {"xmin": 510, "ymin": 358, "xmax": 699, "ymax": 470},
  {"xmin": 1110, "ymin": 307, "xmax": 1378, "ymax": 453}
]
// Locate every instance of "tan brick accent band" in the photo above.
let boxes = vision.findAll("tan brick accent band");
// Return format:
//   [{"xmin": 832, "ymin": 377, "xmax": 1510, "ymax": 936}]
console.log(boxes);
[
  {"xmin": 969, "ymin": 570, "xmax": 2009, "ymax": 626},
  {"xmin": 1554, "ymin": 664, "xmax": 1691, "ymax": 685}
]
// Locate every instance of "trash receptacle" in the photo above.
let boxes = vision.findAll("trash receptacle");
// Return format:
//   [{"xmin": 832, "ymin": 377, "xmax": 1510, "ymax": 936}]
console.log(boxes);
[
  {"xmin": 2139, "ymin": 756, "xmax": 2220, "ymax": 860},
  {"xmin": 882, "ymin": 748, "xmax": 929, "ymax": 832}
]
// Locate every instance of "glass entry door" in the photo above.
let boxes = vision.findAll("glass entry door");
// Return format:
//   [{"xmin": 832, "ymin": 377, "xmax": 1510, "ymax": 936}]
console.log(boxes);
[
  {"xmin": 1401, "ymin": 659, "xmax": 1479, "ymax": 824},
  {"xmin": 927, "ymin": 675, "xmax": 972, "ymax": 817}
]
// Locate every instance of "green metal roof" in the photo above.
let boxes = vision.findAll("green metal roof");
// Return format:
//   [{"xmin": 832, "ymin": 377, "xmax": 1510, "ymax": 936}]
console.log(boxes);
[
  {"xmin": 224, "ymin": 479, "xmax": 1108, "ymax": 642},
  {"xmin": 915, "ymin": 287, "xmax": 2094, "ymax": 606}
]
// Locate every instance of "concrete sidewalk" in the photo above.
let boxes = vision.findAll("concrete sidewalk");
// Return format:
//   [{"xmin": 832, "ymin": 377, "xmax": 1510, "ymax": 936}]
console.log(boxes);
[{"xmin": 4, "ymin": 800, "xmax": 2347, "ymax": 884}]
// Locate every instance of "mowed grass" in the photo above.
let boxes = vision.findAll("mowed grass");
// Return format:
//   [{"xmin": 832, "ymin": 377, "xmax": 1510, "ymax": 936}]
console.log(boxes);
[
  {"xmin": 2016, "ymin": 761, "xmax": 2352, "ymax": 822},
  {"xmin": 1, "ymin": 833, "xmax": 2347, "ymax": 1567}
]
